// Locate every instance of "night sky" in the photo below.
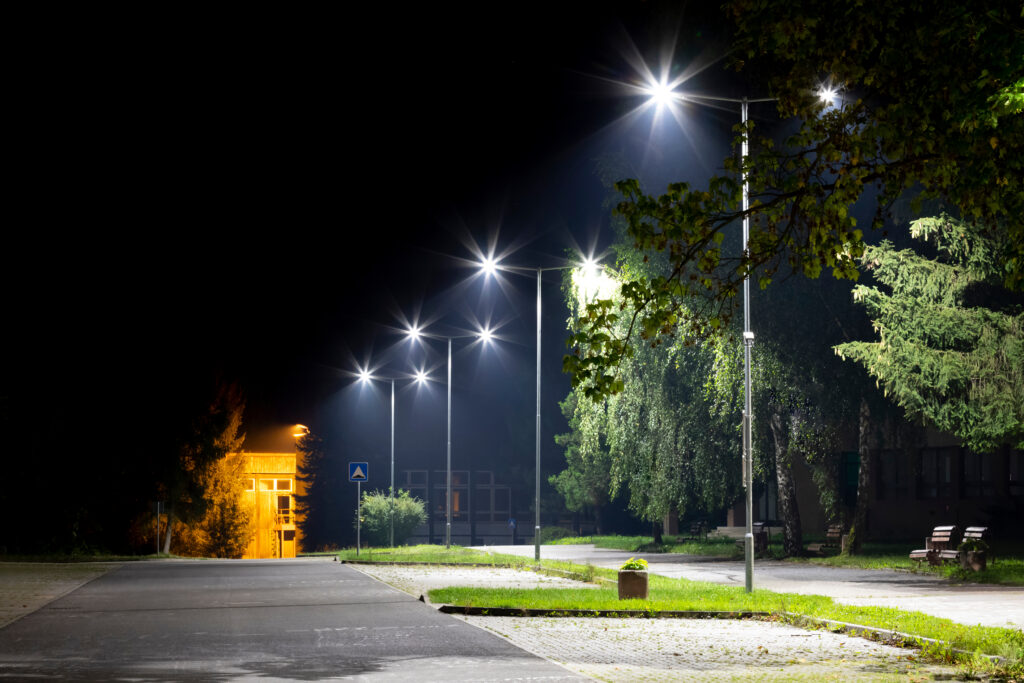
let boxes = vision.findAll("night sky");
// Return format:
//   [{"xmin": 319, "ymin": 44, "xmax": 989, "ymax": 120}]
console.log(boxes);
[{"xmin": 5, "ymin": 3, "xmax": 766, "ymax": 532}]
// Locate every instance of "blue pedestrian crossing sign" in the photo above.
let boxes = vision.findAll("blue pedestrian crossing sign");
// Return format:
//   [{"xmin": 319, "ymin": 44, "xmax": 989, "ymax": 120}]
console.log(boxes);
[{"xmin": 349, "ymin": 462, "xmax": 369, "ymax": 482}]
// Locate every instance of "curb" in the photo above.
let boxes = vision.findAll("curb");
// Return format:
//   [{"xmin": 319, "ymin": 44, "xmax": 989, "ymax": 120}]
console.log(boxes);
[
  {"xmin": 779, "ymin": 613, "xmax": 1007, "ymax": 665},
  {"xmin": 438, "ymin": 605, "xmax": 770, "ymax": 619}
]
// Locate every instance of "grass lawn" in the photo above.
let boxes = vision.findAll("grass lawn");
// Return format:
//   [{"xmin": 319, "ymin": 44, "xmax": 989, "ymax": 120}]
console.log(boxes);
[
  {"xmin": 343, "ymin": 544, "xmax": 1023, "ymax": 674},
  {"xmin": 548, "ymin": 534, "xmax": 1024, "ymax": 586}
]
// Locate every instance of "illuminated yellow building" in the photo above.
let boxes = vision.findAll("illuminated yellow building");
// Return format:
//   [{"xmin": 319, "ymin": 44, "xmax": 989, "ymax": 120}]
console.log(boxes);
[{"xmin": 232, "ymin": 452, "xmax": 306, "ymax": 559}]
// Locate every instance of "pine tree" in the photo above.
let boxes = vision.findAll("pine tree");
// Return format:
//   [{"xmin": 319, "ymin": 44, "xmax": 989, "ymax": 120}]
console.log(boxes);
[{"xmin": 835, "ymin": 215, "xmax": 1024, "ymax": 452}]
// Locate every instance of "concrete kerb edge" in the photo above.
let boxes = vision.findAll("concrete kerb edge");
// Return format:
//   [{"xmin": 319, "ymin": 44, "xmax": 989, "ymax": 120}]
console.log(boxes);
[
  {"xmin": 437, "ymin": 605, "xmax": 770, "ymax": 619},
  {"xmin": 778, "ymin": 612, "xmax": 1008, "ymax": 665}
]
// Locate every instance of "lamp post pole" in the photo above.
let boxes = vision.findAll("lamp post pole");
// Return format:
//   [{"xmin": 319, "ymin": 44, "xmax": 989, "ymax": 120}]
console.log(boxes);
[
  {"xmin": 390, "ymin": 379, "xmax": 395, "ymax": 548},
  {"xmin": 446, "ymin": 337, "xmax": 453, "ymax": 549},
  {"xmin": 534, "ymin": 268, "xmax": 542, "ymax": 561},
  {"xmin": 479, "ymin": 259, "xmax": 601, "ymax": 561},
  {"xmin": 645, "ymin": 87, "xmax": 774, "ymax": 593}
]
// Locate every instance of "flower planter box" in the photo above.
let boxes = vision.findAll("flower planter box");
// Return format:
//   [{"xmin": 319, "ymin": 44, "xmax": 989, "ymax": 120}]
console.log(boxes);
[
  {"xmin": 960, "ymin": 551, "xmax": 987, "ymax": 572},
  {"xmin": 618, "ymin": 569, "xmax": 648, "ymax": 600}
]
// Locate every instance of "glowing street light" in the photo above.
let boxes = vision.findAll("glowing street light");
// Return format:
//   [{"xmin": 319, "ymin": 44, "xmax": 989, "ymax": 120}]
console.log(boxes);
[{"xmin": 479, "ymin": 254, "xmax": 608, "ymax": 561}]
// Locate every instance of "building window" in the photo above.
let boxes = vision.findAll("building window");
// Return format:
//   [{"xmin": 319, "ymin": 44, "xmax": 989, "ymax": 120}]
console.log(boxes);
[
  {"xmin": 877, "ymin": 449, "xmax": 908, "ymax": 500},
  {"xmin": 962, "ymin": 451, "xmax": 993, "ymax": 498},
  {"xmin": 259, "ymin": 479, "xmax": 274, "ymax": 491},
  {"xmin": 918, "ymin": 447, "xmax": 954, "ymax": 498},
  {"xmin": 244, "ymin": 479, "xmax": 255, "ymax": 491},
  {"xmin": 1010, "ymin": 450, "xmax": 1024, "ymax": 497},
  {"xmin": 276, "ymin": 479, "xmax": 292, "ymax": 491},
  {"xmin": 283, "ymin": 530, "xmax": 296, "ymax": 542}
]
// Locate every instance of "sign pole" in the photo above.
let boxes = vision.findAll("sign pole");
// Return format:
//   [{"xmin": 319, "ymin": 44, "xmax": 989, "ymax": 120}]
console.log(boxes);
[{"xmin": 356, "ymin": 480, "xmax": 361, "ymax": 557}]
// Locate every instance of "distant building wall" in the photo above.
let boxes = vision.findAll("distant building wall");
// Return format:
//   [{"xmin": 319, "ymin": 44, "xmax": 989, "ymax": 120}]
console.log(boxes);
[{"xmin": 231, "ymin": 452, "xmax": 306, "ymax": 558}]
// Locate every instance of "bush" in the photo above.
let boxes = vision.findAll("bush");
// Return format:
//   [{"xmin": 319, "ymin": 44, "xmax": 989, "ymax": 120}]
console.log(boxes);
[
  {"xmin": 539, "ymin": 526, "xmax": 574, "ymax": 543},
  {"xmin": 620, "ymin": 556, "xmax": 648, "ymax": 570},
  {"xmin": 356, "ymin": 489, "xmax": 427, "ymax": 546}
]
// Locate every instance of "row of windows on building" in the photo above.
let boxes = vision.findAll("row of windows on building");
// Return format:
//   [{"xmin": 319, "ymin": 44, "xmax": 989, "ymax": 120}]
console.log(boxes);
[
  {"xmin": 398, "ymin": 470, "xmax": 512, "ymax": 521},
  {"xmin": 876, "ymin": 447, "xmax": 1024, "ymax": 500}
]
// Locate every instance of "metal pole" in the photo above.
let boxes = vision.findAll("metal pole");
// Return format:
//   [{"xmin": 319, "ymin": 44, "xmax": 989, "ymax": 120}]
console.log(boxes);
[
  {"xmin": 356, "ymin": 480, "xmax": 362, "ymax": 557},
  {"xmin": 741, "ymin": 97, "xmax": 755, "ymax": 593},
  {"xmin": 446, "ymin": 337, "xmax": 452, "ymax": 549},
  {"xmin": 390, "ymin": 379, "xmax": 395, "ymax": 548},
  {"xmin": 155, "ymin": 501, "xmax": 160, "ymax": 555},
  {"xmin": 535, "ymin": 268, "xmax": 542, "ymax": 561}
]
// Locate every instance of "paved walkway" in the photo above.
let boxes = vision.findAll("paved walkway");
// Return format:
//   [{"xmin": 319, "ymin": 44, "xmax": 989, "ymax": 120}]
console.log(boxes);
[
  {"xmin": 355, "ymin": 563, "xmax": 958, "ymax": 681},
  {"xmin": 475, "ymin": 544, "xmax": 1024, "ymax": 630}
]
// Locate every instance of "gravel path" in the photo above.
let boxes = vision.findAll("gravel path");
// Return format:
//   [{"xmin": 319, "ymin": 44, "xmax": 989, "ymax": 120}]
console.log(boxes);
[{"xmin": 353, "ymin": 563, "xmax": 960, "ymax": 681}]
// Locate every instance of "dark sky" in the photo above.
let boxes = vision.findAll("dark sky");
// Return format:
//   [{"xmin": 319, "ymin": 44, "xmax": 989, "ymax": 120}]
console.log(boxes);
[{"xmin": 6, "ymin": 3, "xmax": 755, "ymax": 488}]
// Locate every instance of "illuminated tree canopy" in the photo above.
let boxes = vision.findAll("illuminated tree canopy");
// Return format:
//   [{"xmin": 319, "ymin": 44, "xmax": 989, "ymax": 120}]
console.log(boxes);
[
  {"xmin": 566, "ymin": 1, "xmax": 1023, "ymax": 398},
  {"xmin": 835, "ymin": 215, "xmax": 1024, "ymax": 452}
]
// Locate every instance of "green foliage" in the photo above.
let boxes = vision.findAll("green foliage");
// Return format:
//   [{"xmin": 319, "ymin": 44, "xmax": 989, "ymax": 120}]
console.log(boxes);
[
  {"xmin": 566, "ymin": 2, "xmax": 1024, "ymax": 399},
  {"xmin": 620, "ymin": 556, "xmax": 648, "ymax": 570},
  {"xmin": 159, "ymin": 381, "xmax": 247, "ymax": 553},
  {"xmin": 958, "ymin": 538, "xmax": 990, "ymax": 554},
  {"xmin": 356, "ymin": 489, "xmax": 427, "ymax": 546},
  {"xmin": 196, "ymin": 455, "xmax": 254, "ymax": 558},
  {"xmin": 835, "ymin": 215, "xmax": 1024, "ymax": 451}
]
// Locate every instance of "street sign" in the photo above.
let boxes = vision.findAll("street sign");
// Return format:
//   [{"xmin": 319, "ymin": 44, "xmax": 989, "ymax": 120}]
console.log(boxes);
[{"xmin": 349, "ymin": 462, "xmax": 368, "ymax": 482}]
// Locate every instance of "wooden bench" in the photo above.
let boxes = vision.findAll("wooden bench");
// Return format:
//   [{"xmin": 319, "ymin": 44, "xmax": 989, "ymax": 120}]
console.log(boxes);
[
  {"xmin": 735, "ymin": 522, "xmax": 769, "ymax": 554},
  {"xmin": 678, "ymin": 520, "xmax": 708, "ymax": 543},
  {"xmin": 807, "ymin": 523, "xmax": 844, "ymax": 555},
  {"xmin": 909, "ymin": 525, "xmax": 959, "ymax": 565}
]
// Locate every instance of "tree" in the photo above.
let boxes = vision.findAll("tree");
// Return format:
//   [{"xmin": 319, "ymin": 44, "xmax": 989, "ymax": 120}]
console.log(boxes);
[
  {"xmin": 356, "ymin": 489, "xmax": 427, "ymax": 547},
  {"xmin": 550, "ymin": 393, "xmax": 614, "ymax": 533},
  {"xmin": 159, "ymin": 381, "xmax": 246, "ymax": 553},
  {"xmin": 835, "ymin": 214, "xmax": 1024, "ymax": 452},
  {"xmin": 566, "ymin": 2, "xmax": 1023, "ymax": 398},
  {"xmin": 197, "ymin": 454, "xmax": 254, "ymax": 558}
]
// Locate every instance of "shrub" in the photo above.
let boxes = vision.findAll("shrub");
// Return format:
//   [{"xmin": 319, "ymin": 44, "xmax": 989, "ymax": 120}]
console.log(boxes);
[
  {"xmin": 620, "ymin": 556, "xmax": 648, "ymax": 570},
  {"xmin": 356, "ymin": 489, "xmax": 427, "ymax": 546}
]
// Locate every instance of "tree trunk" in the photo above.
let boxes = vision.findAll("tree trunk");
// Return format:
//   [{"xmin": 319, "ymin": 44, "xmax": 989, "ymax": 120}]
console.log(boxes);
[
  {"xmin": 652, "ymin": 521, "xmax": 663, "ymax": 545},
  {"xmin": 849, "ymin": 397, "xmax": 872, "ymax": 554},
  {"xmin": 162, "ymin": 509, "xmax": 174, "ymax": 554},
  {"xmin": 769, "ymin": 410, "xmax": 803, "ymax": 556},
  {"xmin": 594, "ymin": 505, "xmax": 604, "ymax": 536}
]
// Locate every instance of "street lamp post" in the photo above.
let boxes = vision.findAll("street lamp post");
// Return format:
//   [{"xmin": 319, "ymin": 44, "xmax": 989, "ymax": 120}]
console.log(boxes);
[
  {"xmin": 480, "ymin": 257, "xmax": 605, "ymax": 561},
  {"xmin": 407, "ymin": 326, "xmax": 492, "ymax": 549},
  {"xmin": 646, "ymin": 83, "xmax": 798, "ymax": 593},
  {"xmin": 357, "ymin": 370, "xmax": 427, "ymax": 547}
]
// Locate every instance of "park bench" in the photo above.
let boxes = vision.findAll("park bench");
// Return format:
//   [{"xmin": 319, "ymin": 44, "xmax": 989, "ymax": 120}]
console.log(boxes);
[
  {"xmin": 677, "ymin": 520, "xmax": 708, "ymax": 543},
  {"xmin": 735, "ymin": 522, "xmax": 769, "ymax": 555},
  {"xmin": 807, "ymin": 523, "xmax": 844, "ymax": 555},
  {"xmin": 909, "ymin": 525, "xmax": 959, "ymax": 565}
]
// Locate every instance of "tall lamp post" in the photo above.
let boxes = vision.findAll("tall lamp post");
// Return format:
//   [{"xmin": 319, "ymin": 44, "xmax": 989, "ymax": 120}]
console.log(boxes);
[
  {"xmin": 356, "ymin": 368, "xmax": 428, "ymax": 547},
  {"xmin": 645, "ymin": 85, "xmax": 772, "ymax": 593},
  {"xmin": 406, "ymin": 325, "xmax": 494, "ymax": 549},
  {"xmin": 645, "ymin": 82, "xmax": 835, "ymax": 592},
  {"xmin": 479, "ymin": 256, "xmax": 609, "ymax": 561}
]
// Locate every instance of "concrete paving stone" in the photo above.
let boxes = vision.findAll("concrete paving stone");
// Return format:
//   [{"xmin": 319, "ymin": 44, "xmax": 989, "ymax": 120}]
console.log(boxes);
[
  {"xmin": 356, "ymin": 563, "xmax": 961, "ymax": 681},
  {"xmin": 462, "ymin": 615, "xmax": 958, "ymax": 682}
]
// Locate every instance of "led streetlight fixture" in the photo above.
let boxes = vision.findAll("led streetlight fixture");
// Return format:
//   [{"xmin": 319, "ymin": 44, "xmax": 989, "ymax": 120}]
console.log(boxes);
[
  {"xmin": 478, "ymin": 327, "xmax": 494, "ymax": 344},
  {"xmin": 414, "ymin": 368, "xmax": 429, "ymax": 384},
  {"xmin": 480, "ymin": 256, "xmax": 498, "ymax": 277},
  {"xmin": 646, "ymin": 80, "xmax": 674, "ymax": 108}
]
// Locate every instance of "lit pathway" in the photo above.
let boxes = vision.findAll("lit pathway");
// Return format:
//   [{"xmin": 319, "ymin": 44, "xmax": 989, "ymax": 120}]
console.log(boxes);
[
  {"xmin": 475, "ymin": 544, "xmax": 1024, "ymax": 630},
  {"xmin": 355, "ymin": 563, "xmax": 957, "ymax": 681}
]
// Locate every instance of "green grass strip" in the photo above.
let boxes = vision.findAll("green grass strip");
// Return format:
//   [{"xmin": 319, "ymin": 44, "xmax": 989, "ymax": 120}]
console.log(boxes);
[{"xmin": 340, "ymin": 544, "xmax": 1023, "ymax": 668}]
